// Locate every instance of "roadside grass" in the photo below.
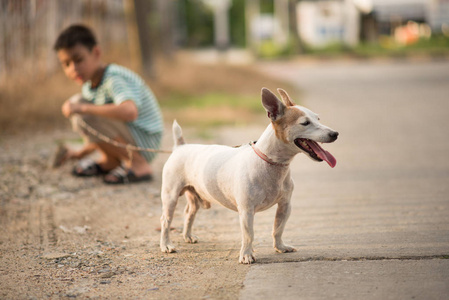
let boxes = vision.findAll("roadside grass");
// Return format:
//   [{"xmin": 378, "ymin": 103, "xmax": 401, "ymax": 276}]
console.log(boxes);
[
  {"xmin": 354, "ymin": 35, "xmax": 449, "ymax": 57},
  {"xmin": 161, "ymin": 92, "xmax": 262, "ymax": 112},
  {"xmin": 153, "ymin": 53, "xmax": 292, "ymax": 130},
  {"xmin": 160, "ymin": 92, "xmax": 265, "ymax": 129},
  {"xmin": 302, "ymin": 35, "xmax": 449, "ymax": 58}
]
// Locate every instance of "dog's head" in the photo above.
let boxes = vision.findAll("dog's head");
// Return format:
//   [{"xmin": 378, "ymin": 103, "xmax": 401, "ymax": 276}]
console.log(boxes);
[{"xmin": 261, "ymin": 87, "xmax": 338, "ymax": 168}]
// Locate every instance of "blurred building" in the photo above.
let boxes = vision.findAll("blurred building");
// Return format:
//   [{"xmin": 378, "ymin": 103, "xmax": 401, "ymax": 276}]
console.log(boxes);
[
  {"xmin": 428, "ymin": 0, "xmax": 449, "ymax": 33},
  {"xmin": 372, "ymin": 0, "xmax": 448, "ymax": 34},
  {"xmin": 296, "ymin": 0, "xmax": 362, "ymax": 47},
  {"xmin": 295, "ymin": 0, "xmax": 449, "ymax": 49}
]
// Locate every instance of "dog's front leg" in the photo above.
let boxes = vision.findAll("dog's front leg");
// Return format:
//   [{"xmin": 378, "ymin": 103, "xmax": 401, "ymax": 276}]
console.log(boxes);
[
  {"xmin": 238, "ymin": 208, "xmax": 255, "ymax": 264},
  {"xmin": 273, "ymin": 201, "xmax": 296, "ymax": 253}
]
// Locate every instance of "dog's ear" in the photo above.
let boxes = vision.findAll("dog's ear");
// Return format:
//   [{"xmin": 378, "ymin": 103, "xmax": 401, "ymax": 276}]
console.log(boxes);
[
  {"xmin": 277, "ymin": 88, "xmax": 295, "ymax": 107},
  {"xmin": 261, "ymin": 87, "xmax": 286, "ymax": 122}
]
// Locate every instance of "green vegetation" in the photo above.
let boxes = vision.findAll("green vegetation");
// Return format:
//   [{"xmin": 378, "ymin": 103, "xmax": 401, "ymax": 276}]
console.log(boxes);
[
  {"xmin": 181, "ymin": 0, "xmax": 214, "ymax": 47},
  {"xmin": 160, "ymin": 92, "xmax": 266, "ymax": 130},
  {"xmin": 229, "ymin": 0, "xmax": 247, "ymax": 47},
  {"xmin": 303, "ymin": 35, "xmax": 449, "ymax": 58},
  {"xmin": 257, "ymin": 37, "xmax": 300, "ymax": 59},
  {"xmin": 180, "ymin": 0, "xmax": 248, "ymax": 48},
  {"xmin": 255, "ymin": 34, "xmax": 449, "ymax": 59},
  {"xmin": 161, "ymin": 92, "xmax": 263, "ymax": 113}
]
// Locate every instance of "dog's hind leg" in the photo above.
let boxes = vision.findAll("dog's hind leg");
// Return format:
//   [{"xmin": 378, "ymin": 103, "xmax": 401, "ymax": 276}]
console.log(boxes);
[
  {"xmin": 183, "ymin": 189, "xmax": 200, "ymax": 243},
  {"xmin": 160, "ymin": 187, "xmax": 180, "ymax": 253}
]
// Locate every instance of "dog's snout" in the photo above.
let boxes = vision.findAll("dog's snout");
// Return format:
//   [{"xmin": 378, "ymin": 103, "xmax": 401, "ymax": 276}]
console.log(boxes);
[{"xmin": 329, "ymin": 131, "xmax": 339, "ymax": 140}]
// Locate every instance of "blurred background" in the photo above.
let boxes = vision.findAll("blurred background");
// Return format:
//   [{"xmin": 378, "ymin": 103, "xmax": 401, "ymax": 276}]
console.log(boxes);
[
  {"xmin": 2, "ymin": 2, "xmax": 449, "ymax": 298},
  {"xmin": 1, "ymin": 0, "xmax": 449, "ymax": 133}
]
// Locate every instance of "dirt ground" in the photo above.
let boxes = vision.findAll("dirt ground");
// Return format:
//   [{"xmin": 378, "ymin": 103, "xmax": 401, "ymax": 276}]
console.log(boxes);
[
  {"xmin": 0, "ymin": 123, "xmax": 268, "ymax": 299},
  {"xmin": 0, "ymin": 50, "xmax": 291, "ymax": 299}
]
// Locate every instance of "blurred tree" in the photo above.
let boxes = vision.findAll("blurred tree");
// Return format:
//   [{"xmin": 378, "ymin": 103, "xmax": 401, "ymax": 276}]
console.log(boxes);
[
  {"xmin": 157, "ymin": 0, "xmax": 176, "ymax": 57},
  {"xmin": 181, "ymin": 0, "xmax": 214, "ymax": 47},
  {"xmin": 124, "ymin": 0, "xmax": 155, "ymax": 77},
  {"xmin": 245, "ymin": 0, "xmax": 259, "ymax": 52},
  {"xmin": 288, "ymin": 0, "xmax": 303, "ymax": 54},
  {"xmin": 177, "ymin": 0, "xmax": 250, "ymax": 48},
  {"xmin": 125, "ymin": 0, "xmax": 176, "ymax": 78},
  {"xmin": 260, "ymin": 0, "xmax": 274, "ymax": 13},
  {"xmin": 230, "ymin": 0, "xmax": 246, "ymax": 47}
]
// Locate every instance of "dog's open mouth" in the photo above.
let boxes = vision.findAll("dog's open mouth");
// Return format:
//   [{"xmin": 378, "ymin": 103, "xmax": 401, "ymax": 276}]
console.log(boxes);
[{"xmin": 294, "ymin": 138, "xmax": 337, "ymax": 168}]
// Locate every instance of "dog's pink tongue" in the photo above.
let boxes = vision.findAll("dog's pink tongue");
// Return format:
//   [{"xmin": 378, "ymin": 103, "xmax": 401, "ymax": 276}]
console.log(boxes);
[{"xmin": 308, "ymin": 141, "xmax": 337, "ymax": 168}]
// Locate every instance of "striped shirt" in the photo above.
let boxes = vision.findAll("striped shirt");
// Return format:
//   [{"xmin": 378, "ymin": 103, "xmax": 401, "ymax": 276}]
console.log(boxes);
[{"xmin": 82, "ymin": 64, "xmax": 163, "ymax": 161}]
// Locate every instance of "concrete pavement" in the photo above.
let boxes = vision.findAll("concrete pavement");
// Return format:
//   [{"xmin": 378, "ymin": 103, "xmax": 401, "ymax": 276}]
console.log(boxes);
[
  {"xmin": 238, "ymin": 60, "xmax": 449, "ymax": 299},
  {"xmin": 241, "ymin": 260, "xmax": 449, "ymax": 300}
]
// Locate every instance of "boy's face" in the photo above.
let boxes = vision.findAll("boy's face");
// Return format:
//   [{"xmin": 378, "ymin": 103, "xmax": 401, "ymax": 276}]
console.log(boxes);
[{"xmin": 57, "ymin": 44, "xmax": 101, "ymax": 85}]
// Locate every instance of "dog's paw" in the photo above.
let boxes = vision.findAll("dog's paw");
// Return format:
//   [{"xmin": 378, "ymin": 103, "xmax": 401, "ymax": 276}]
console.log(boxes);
[
  {"xmin": 183, "ymin": 234, "xmax": 199, "ymax": 244},
  {"xmin": 274, "ymin": 244, "xmax": 297, "ymax": 253},
  {"xmin": 160, "ymin": 243, "xmax": 177, "ymax": 253},
  {"xmin": 239, "ymin": 253, "xmax": 256, "ymax": 264}
]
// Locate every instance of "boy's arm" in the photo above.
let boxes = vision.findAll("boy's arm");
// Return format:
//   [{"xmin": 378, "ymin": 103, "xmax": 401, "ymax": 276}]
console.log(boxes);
[{"xmin": 64, "ymin": 100, "xmax": 138, "ymax": 122}]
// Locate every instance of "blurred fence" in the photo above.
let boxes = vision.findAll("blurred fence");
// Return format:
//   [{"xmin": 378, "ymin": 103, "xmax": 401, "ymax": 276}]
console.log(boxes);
[{"xmin": 0, "ymin": 0, "xmax": 129, "ymax": 84}]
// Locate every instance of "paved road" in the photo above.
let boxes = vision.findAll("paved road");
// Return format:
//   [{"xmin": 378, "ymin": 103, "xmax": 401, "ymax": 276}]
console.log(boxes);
[{"xmin": 239, "ymin": 59, "xmax": 449, "ymax": 299}]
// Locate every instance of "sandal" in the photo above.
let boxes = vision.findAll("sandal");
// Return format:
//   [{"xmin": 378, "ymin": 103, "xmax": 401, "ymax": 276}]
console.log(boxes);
[
  {"xmin": 72, "ymin": 159, "xmax": 108, "ymax": 177},
  {"xmin": 103, "ymin": 166, "xmax": 153, "ymax": 184}
]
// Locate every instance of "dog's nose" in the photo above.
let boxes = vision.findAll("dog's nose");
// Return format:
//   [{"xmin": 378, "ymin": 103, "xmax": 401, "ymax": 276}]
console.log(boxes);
[{"xmin": 329, "ymin": 131, "xmax": 339, "ymax": 140}]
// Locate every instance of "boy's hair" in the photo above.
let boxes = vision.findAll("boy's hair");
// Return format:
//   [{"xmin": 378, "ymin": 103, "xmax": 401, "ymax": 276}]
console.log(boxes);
[{"xmin": 54, "ymin": 24, "xmax": 97, "ymax": 51}]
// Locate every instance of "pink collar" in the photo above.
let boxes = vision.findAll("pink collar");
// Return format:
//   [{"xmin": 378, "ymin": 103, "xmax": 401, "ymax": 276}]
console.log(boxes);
[{"xmin": 250, "ymin": 141, "xmax": 289, "ymax": 167}]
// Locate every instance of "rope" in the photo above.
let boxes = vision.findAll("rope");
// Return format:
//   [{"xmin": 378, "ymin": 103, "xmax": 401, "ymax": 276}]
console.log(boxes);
[{"xmin": 77, "ymin": 117, "xmax": 172, "ymax": 156}]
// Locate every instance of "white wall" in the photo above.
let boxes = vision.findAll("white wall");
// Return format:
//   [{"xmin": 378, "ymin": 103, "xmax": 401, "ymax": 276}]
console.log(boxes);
[{"xmin": 296, "ymin": 1, "xmax": 360, "ymax": 48}]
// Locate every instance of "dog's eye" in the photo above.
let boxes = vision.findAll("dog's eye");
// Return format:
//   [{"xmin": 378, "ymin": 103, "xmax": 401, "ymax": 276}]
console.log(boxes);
[{"xmin": 301, "ymin": 121, "xmax": 310, "ymax": 126}]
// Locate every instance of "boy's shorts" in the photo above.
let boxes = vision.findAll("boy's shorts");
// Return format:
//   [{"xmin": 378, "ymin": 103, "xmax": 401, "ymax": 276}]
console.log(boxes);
[{"xmin": 70, "ymin": 94, "xmax": 161, "ymax": 162}]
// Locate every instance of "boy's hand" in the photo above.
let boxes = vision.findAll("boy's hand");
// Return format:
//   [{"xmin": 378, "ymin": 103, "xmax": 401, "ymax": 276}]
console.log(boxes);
[
  {"xmin": 62, "ymin": 99, "xmax": 137, "ymax": 121},
  {"xmin": 62, "ymin": 99, "xmax": 84, "ymax": 118}
]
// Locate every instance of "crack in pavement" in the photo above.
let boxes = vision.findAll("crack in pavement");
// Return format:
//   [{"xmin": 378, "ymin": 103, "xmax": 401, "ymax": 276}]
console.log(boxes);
[{"xmin": 256, "ymin": 255, "xmax": 449, "ymax": 264}]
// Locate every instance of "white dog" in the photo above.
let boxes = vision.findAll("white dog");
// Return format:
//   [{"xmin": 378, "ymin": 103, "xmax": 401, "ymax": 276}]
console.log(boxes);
[{"xmin": 160, "ymin": 88, "xmax": 338, "ymax": 264}]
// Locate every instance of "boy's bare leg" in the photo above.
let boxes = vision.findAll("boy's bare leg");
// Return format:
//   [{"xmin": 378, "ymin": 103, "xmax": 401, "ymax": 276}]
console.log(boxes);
[
  {"xmin": 67, "ymin": 108, "xmax": 151, "ymax": 178},
  {"xmin": 93, "ymin": 147, "xmax": 121, "ymax": 172},
  {"xmin": 60, "ymin": 142, "xmax": 97, "ymax": 166},
  {"xmin": 68, "ymin": 142, "xmax": 120, "ymax": 174},
  {"xmin": 76, "ymin": 142, "xmax": 97, "ymax": 158},
  {"xmin": 95, "ymin": 137, "xmax": 152, "ymax": 180}
]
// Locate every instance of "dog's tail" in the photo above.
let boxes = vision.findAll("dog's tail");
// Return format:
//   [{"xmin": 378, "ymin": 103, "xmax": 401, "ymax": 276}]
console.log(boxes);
[{"xmin": 172, "ymin": 120, "xmax": 185, "ymax": 148}]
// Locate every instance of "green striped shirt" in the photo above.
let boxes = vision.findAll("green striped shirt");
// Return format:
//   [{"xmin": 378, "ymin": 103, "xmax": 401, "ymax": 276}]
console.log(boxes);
[{"xmin": 82, "ymin": 64, "xmax": 163, "ymax": 161}]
